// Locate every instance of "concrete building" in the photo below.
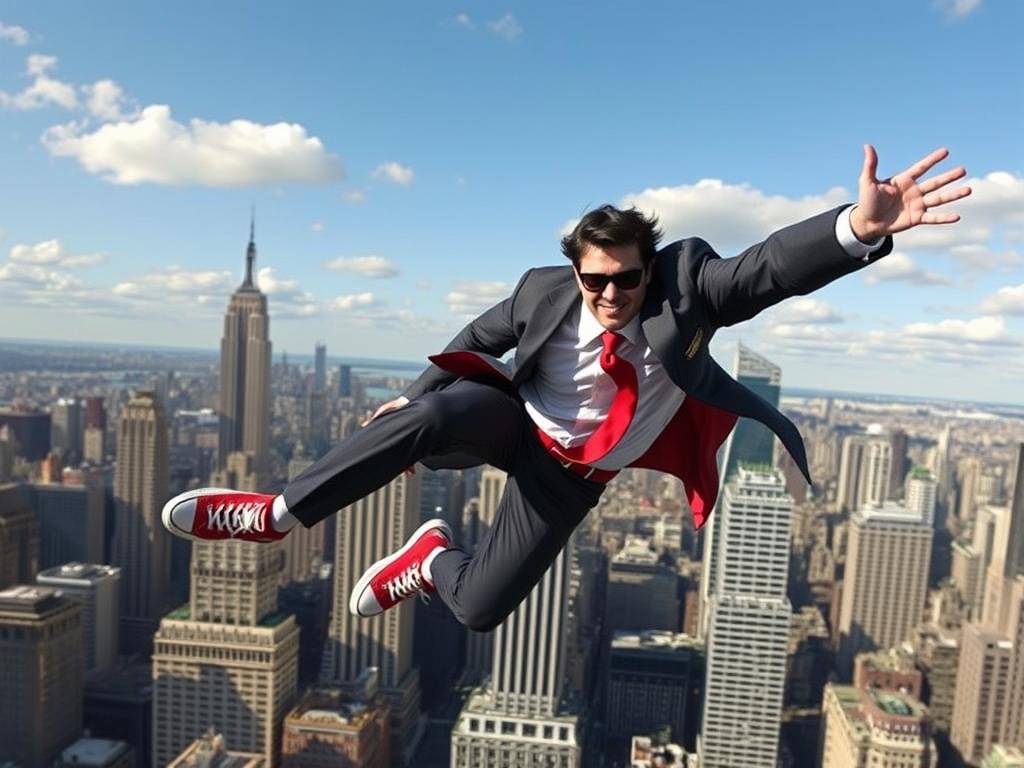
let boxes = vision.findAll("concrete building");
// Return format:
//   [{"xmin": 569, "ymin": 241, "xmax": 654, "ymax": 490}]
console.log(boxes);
[
  {"xmin": 907, "ymin": 467, "xmax": 938, "ymax": 527},
  {"xmin": 217, "ymin": 219, "xmax": 271, "ymax": 485},
  {"xmin": 912, "ymin": 624, "xmax": 960, "ymax": 737},
  {"xmin": 605, "ymin": 631, "xmax": 703, "ymax": 746},
  {"xmin": 111, "ymin": 390, "xmax": 169, "ymax": 652},
  {"xmin": 0, "ymin": 408, "xmax": 51, "ymax": 461},
  {"xmin": 700, "ymin": 468, "xmax": 792, "ymax": 768},
  {"xmin": 0, "ymin": 585, "xmax": 83, "ymax": 768},
  {"xmin": 55, "ymin": 738, "xmax": 134, "ymax": 768},
  {"xmin": 36, "ymin": 562, "xmax": 120, "ymax": 676},
  {"xmin": 152, "ymin": 535, "xmax": 299, "ymax": 764},
  {"xmin": 606, "ymin": 536, "xmax": 680, "ymax": 632},
  {"xmin": 819, "ymin": 683, "xmax": 937, "ymax": 767},
  {"xmin": 837, "ymin": 502, "xmax": 933, "ymax": 675},
  {"xmin": 320, "ymin": 473, "xmax": 424, "ymax": 765},
  {"xmin": 698, "ymin": 344, "xmax": 780, "ymax": 639},
  {"xmin": 0, "ymin": 483, "xmax": 40, "ymax": 589},
  {"xmin": 462, "ymin": 466, "xmax": 506, "ymax": 684},
  {"xmin": 982, "ymin": 745, "xmax": 1024, "ymax": 768},
  {"xmin": 51, "ymin": 397, "xmax": 82, "ymax": 465},
  {"xmin": 949, "ymin": 623, "xmax": 1014, "ymax": 766},
  {"xmin": 836, "ymin": 428, "xmax": 893, "ymax": 515},
  {"xmin": 30, "ymin": 480, "xmax": 105, "ymax": 569},
  {"xmin": 281, "ymin": 671, "xmax": 390, "ymax": 768},
  {"xmin": 166, "ymin": 730, "xmax": 265, "ymax": 767}
]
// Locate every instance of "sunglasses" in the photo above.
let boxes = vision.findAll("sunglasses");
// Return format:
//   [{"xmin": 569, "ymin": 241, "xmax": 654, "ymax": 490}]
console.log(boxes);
[{"xmin": 576, "ymin": 268, "xmax": 645, "ymax": 293}]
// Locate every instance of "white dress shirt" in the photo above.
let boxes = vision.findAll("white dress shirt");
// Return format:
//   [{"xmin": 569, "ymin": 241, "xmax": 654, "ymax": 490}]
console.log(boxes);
[{"xmin": 519, "ymin": 206, "xmax": 883, "ymax": 471}]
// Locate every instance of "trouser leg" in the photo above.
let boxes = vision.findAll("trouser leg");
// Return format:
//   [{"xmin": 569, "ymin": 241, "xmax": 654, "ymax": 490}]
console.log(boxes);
[
  {"xmin": 429, "ymin": 415, "xmax": 606, "ymax": 632},
  {"xmin": 283, "ymin": 380, "xmax": 522, "ymax": 527}
]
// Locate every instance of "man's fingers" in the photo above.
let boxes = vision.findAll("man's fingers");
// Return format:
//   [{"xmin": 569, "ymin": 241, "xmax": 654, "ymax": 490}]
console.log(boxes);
[
  {"xmin": 861, "ymin": 143, "xmax": 879, "ymax": 183},
  {"xmin": 918, "ymin": 166, "xmax": 967, "ymax": 195},
  {"xmin": 920, "ymin": 211, "xmax": 961, "ymax": 225},
  {"xmin": 923, "ymin": 185, "xmax": 972, "ymax": 208},
  {"xmin": 905, "ymin": 147, "xmax": 950, "ymax": 181}
]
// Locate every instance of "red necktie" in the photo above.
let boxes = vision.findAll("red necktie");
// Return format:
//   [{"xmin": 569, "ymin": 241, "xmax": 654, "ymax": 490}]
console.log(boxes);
[{"xmin": 554, "ymin": 330, "xmax": 638, "ymax": 465}]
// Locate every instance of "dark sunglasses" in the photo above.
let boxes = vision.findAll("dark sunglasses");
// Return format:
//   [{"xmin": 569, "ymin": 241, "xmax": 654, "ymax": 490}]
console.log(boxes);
[{"xmin": 576, "ymin": 268, "xmax": 645, "ymax": 293}]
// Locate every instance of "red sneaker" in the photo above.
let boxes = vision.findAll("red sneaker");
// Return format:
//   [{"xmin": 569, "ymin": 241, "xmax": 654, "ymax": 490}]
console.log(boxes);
[
  {"xmin": 349, "ymin": 519, "xmax": 452, "ymax": 618},
  {"xmin": 161, "ymin": 487, "xmax": 285, "ymax": 543}
]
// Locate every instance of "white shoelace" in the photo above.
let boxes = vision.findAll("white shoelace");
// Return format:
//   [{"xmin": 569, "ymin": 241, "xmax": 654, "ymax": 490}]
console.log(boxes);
[
  {"xmin": 385, "ymin": 563, "xmax": 428, "ymax": 604},
  {"xmin": 205, "ymin": 501, "xmax": 268, "ymax": 537}
]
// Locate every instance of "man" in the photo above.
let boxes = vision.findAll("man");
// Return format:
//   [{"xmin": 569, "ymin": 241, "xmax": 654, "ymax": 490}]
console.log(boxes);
[{"xmin": 162, "ymin": 145, "xmax": 969, "ymax": 632}]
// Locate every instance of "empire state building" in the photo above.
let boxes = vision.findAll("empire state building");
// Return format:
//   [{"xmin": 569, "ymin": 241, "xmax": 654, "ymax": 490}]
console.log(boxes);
[{"xmin": 217, "ymin": 219, "xmax": 271, "ymax": 488}]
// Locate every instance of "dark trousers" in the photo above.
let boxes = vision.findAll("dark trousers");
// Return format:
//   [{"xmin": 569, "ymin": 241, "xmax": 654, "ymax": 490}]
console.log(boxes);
[{"xmin": 283, "ymin": 380, "xmax": 606, "ymax": 631}]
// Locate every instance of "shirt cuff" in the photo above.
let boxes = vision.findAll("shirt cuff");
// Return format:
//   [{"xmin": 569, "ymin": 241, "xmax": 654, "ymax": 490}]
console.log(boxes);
[{"xmin": 836, "ymin": 205, "xmax": 885, "ymax": 261}]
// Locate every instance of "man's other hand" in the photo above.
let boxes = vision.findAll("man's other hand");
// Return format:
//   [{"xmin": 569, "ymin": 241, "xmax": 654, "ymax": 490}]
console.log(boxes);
[
  {"xmin": 851, "ymin": 145, "xmax": 972, "ymax": 242},
  {"xmin": 362, "ymin": 396, "xmax": 410, "ymax": 427}
]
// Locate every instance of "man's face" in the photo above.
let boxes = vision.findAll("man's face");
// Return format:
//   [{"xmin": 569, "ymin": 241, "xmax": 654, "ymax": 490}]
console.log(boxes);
[{"xmin": 573, "ymin": 242, "xmax": 652, "ymax": 331}]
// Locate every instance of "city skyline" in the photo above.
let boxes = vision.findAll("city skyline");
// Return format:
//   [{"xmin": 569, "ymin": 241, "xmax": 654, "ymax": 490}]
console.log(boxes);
[{"xmin": 1, "ymin": 2, "xmax": 1023, "ymax": 402}]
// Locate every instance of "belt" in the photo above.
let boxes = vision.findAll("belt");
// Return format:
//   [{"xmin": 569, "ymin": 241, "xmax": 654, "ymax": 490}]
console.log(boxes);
[{"xmin": 533, "ymin": 425, "xmax": 619, "ymax": 484}]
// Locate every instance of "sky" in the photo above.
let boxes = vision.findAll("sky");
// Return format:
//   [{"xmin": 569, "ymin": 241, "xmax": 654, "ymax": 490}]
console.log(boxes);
[{"xmin": 0, "ymin": 1, "xmax": 1022, "ymax": 403}]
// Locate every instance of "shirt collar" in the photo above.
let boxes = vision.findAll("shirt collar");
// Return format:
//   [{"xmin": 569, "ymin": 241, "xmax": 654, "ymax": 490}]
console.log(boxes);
[{"xmin": 575, "ymin": 298, "xmax": 642, "ymax": 347}]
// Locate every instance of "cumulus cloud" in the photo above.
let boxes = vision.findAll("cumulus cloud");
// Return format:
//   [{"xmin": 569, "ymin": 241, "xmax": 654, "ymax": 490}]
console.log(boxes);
[
  {"xmin": 83, "ymin": 79, "xmax": 136, "ymax": 121},
  {"xmin": 446, "ymin": 280, "xmax": 512, "ymax": 316},
  {"xmin": 9, "ymin": 239, "xmax": 103, "ymax": 268},
  {"xmin": 331, "ymin": 292, "xmax": 379, "ymax": 311},
  {"xmin": 255, "ymin": 266, "xmax": 319, "ymax": 317},
  {"xmin": 595, "ymin": 179, "xmax": 849, "ymax": 254},
  {"xmin": 903, "ymin": 316, "xmax": 1009, "ymax": 344},
  {"xmin": 371, "ymin": 161, "xmax": 414, "ymax": 186},
  {"xmin": 342, "ymin": 188, "xmax": 366, "ymax": 203},
  {"xmin": 980, "ymin": 284, "xmax": 1024, "ymax": 316},
  {"xmin": 324, "ymin": 255, "xmax": 399, "ymax": 278},
  {"xmin": 112, "ymin": 266, "xmax": 234, "ymax": 300},
  {"xmin": 0, "ymin": 54, "xmax": 78, "ymax": 111},
  {"xmin": 862, "ymin": 252, "xmax": 952, "ymax": 286},
  {"xmin": 763, "ymin": 298, "xmax": 845, "ymax": 326},
  {"xmin": 453, "ymin": 13, "xmax": 475, "ymax": 28},
  {"xmin": 488, "ymin": 13, "xmax": 522, "ymax": 40},
  {"xmin": 935, "ymin": 0, "xmax": 982, "ymax": 19},
  {"xmin": 0, "ymin": 22, "xmax": 30, "ymax": 45},
  {"xmin": 42, "ymin": 104, "xmax": 344, "ymax": 187}
]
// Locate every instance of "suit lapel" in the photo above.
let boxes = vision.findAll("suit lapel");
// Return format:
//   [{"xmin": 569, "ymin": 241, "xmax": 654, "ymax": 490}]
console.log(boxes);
[{"xmin": 513, "ymin": 275, "xmax": 578, "ymax": 384}]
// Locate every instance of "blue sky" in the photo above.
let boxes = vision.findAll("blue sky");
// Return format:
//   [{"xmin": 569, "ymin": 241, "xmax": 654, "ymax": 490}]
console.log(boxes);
[{"xmin": 1, "ymin": 1, "xmax": 1022, "ymax": 402}]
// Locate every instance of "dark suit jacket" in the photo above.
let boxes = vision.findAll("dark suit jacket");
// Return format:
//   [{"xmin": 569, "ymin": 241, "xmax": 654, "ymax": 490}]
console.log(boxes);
[{"xmin": 405, "ymin": 205, "xmax": 892, "ymax": 489}]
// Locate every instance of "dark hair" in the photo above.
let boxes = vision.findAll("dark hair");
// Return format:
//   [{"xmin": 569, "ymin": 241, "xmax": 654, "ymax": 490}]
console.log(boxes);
[{"xmin": 560, "ymin": 205, "xmax": 663, "ymax": 268}]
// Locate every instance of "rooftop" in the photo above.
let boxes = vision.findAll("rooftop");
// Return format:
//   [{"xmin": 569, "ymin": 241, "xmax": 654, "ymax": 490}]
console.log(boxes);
[{"xmin": 61, "ymin": 737, "xmax": 129, "ymax": 765}]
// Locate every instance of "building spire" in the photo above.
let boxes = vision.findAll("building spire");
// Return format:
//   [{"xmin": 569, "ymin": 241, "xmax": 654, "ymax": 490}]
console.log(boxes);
[{"xmin": 243, "ymin": 207, "xmax": 256, "ymax": 288}]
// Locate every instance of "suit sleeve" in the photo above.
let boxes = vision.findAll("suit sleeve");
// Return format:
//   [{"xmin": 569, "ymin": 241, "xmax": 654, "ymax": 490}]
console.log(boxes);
[
  {"xmin": 403, "ymin": 269, "xmax": 531, "ymax": 400},
  {"xmin": 696, "ymin": 205, "xmax": 893, "ymax": 328}
]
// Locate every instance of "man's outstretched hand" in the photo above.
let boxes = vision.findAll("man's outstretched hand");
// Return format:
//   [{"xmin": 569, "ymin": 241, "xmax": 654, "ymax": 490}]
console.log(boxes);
[{"xmin": 850, "ymin": 145, "xmax": 972, "ymax": 243}]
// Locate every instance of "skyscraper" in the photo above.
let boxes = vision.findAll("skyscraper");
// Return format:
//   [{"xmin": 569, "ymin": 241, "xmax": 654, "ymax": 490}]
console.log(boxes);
[
  {"xmin": 0, "ymin": 585, "xmax": 84, "ymax": 768},
  {"xmin": 698, "ymin": 344, "xmax": 781, "ymax": 638},
  {"xmin": 906, "ymin": 467, "xmax": 938, "ymax": 527},
  {"xmin": 700, "ymin": 467, "xmax": 792, "ymax": 768},
  {"xmin": 217, "ymin": 218, "xmax": 271, "ymax": 486},
  {"xmin": 51, "ymin": 397, "xmax": 82, "ymax": 465},
  {"xmin": 0, "ymin": 483, "xmax": 40, "ymax": 590},
  {"xmin": 314, "ymin": 341, "xmax": 327, "ymax": 392},
  {"xmin": 463, "ymin": 466, "xmax": 505, "ymax": 682},
  {"xmin": 111, "ymin": 390, "xmax": 169, "ymax": 652},
  {"xmin": 152, "ymin": 538, "xmax": 299, "ymax": 765},
  {"xmin": 36, "ymin": 562, "xmax": 120, "ymax": 676},
  {"xmin": 837, "ymin": 502, "xmax": 933, "ymax": 675},
  {"xmin": 836, "ymin": 429, "xmax": 893, "ymax": 515},
  {"xmin": 320, "ymin": 473, "xmax": 424, "ymax": 766}
]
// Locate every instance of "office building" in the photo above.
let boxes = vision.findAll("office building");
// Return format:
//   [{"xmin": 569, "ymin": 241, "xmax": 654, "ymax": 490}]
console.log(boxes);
[
  {"xmin": 37, "ymin": 562, "xmax": 120, "ymax": 676},
  {"xmin": 281, "ymin": 671, "xmax": 390, "ymax": 768},
  {"xmin": 606, "ymin": 536, "xmax": 680, "ymax": 632},
  {"xmin": 51, "ymin": 397, "xmax": 82, "ymax": 465},
  {"xmin": 320, "ymin": 472, "xmax": 424, "ymax": 765},
  {"xmin": 819, "ymin": 683, "xmax": 937, "ymax": 767},
  {"xmin": 837, "ymin": 502, "xmax": 933, "ymax": 675},
  {"xmin": 31, "ymin": 480, "xmax": 105, "ymax": 569},
  {"xmin": 218, "ymin": 218, "xmax": 271, "ymax": 485},
  {"xmin": 837, "ymin": 428, "xmax": 893, "ymax": 515},
  {"xmin": 55, "ymin": 738, "xmax": 134, "ymax": 768},
  {"xmin": 0, "ymin": 483, "xmax": 40, "ymax": 589},
  {"xmin": 0, "ymin": 408, "xmax": 51, "ymax": 461},
  {"xmin": 700, "ymin": 468, "xmax": 792, "ymax": 768},
  {"xmin": 950, "ymin": 623, "xmax": 1015, "ymax": 765},
  {"xmin": 167, "ymin": 730, "xmax": 265, "ymax": 767},
  {"xmin": 907, "ymin": 467, "xmax": 938, "ymax": 527},
  {"xmin": 0, "ymin": 585, "xmax": 84, "ymax": 768},
  {"xmin": 698, "ymin": 345, "xmax": 780, "ymax": 638},
  {"xmin": 314, "ymin": 341, "xmax": 327, "ymax": 392},
  {"xmin": 111, "ymin": 390, "xmax": 169, "ymax": 652}
]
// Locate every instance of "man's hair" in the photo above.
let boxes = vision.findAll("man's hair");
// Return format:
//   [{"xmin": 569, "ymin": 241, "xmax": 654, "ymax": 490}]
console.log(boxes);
[{"xmin": 560, "ymin": 205, "xmax": 663, "ymax": 268}]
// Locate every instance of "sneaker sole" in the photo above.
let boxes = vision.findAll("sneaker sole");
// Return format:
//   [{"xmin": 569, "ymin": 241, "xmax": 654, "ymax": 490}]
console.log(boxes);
[
  {"xmin": 160, "ymin": 486, "xmax": 233, "ymax": 542},
  {"xmin": 349, "ymin": 517, "xmax": 453, "ymax": 618}
]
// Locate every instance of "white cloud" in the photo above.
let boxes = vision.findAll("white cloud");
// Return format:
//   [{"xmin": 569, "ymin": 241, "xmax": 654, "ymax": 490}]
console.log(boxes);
[
  {"xmin": 605, "ymin": 179, "xmax": 849, "ymax": 254},
  {"xmin": 42, "ymin": 104, "xmax": 344, "ymax": 187},
  {"xmin": 255, "ymin": 266, "xmax": 319, "ymax": 317},
  {"xmin": 9, "ymin": 239, "xmax": 103, "ymax": 268},
  {"xmin": 371, "ymin": 161, "xmax": 414, "ymax": 186},
  {"xmin": 948, "ymin": 244, "xmax": 1024, "ymax": 272},
  {"xmin": 862, "ymin": 251, "xmax": 952, "ymax": 286},
  {"xmin": 0, "ymin": 54, "xmax": 78, "ymax": 111},
  {"xmin": 83, "ymin": 79, "xmax": 136, "ymax": 121},
  {"xmin": 331, "ymin": 292, "xmax": 379, "ymax": 311},
  {"xmin": 311, "ymin": 221, "xmax": 325, "ymax": 233},
  {"xmin": 903, "ymin": 315, "xmax": 1008, "ymax": 344},
  {"xmin": 488, "ymin": 13, "xmax": 522, "ymax": 41},
  {"xmin": 324, "ymin": 255, "xmax": 399, "ymax": 278},
  {"xmin": 763, "ymin": 297, "xmax": 845, "ymax": 326},
  {"xmin": 453, "ymin": 13, "xmax": 475, "ymax": 28},
  {"xmin": 342, "ymin": 188, "xmax": 366, "ymax": 203},
  {"xmin": 980, "ymin": 284, "xmax": 1024, "ymax": 316},
  {"xmin": 446, "ymin": 280, "xmax": 512, "ymax": 316},
  {"xmin": 935, "ymin": 0, "xmax": 982, "ymax": 18},
  {"xmin": 112, "ymin": 266, "xmax": 233, "ymax": 298},
  {"xmin": 0, "ymin": 22, "xmax": 30, "ymax": 45}
]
